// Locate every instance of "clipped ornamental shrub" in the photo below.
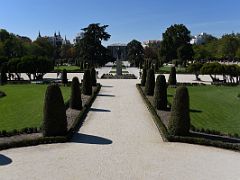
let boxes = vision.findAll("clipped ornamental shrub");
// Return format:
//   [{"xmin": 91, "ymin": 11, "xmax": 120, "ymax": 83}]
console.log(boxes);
[
  {"xmin": 168, "ymin": 86, "xmax": 190, "ymax": 136},
  {"xmin": 141, "ymin": 68, "xmax": 147, "ymax": 86},
  {"xmin": 168, "ymin": 66, "xmax": 177, "ymax": 86},
  {"xmin": 0, "ymin": 91, "xmax": 6, "ymax": 98},
  {"xmin": 82, "ymin": 69, "xmax": 92, "ymax": 95},
  {"xmin": 90, "ymin": 67, "xmax": 97, "ymax": 86},
  {"xmin": 153, "ymin": 75, "xmax": 167, "ymax": 110},
  {"xmin": 42, "ymin": 84, "xmax": 67, "ymax": 136},
  {"xmin": 144, "ymin": 68, "xmax": 155, "ymax": 96},
  {"xmin": 62, "ymin": 69, "xmax": 68, "ymax": 86},
  {"xmin": 70, "ymin": 77, "xmax": 82, "ymax": 110},
  {"xmin": 0, "ymin": 65, "xmax": 7, "ymax": 85}
]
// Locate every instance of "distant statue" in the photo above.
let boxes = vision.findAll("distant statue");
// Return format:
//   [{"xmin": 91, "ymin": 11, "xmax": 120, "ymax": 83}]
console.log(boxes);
[{"xmin": 117, "ymin": 48, "xmax": 122, "ymax": 60}]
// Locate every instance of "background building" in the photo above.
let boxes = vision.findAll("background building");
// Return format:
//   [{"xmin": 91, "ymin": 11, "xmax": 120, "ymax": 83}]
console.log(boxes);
[{"xmin": 107, "ymin": 43, "xmax": 127, "ymax": 61}]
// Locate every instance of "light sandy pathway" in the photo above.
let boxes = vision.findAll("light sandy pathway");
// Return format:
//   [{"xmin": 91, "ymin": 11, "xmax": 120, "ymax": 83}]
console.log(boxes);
[{"xmin": 1, "ymin": 79, "xmax": 240, "ymax": 180}]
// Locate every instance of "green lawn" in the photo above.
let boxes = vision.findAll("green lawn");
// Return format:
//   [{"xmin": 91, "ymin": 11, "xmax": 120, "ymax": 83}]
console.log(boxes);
[
  {"xmin": 168, "ymin": 86, "xmax": 240, "ymax": 135},
  {"xmin": 0, "ymin": 84, "xmax": 70, "ymax": 131},
  {"xmin": 54, "ymin": 65, "xmax": 80, "ymax": 71}
]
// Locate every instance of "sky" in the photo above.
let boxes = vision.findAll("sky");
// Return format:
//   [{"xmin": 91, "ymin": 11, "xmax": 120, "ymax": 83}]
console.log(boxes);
[{"xmin": 1, "ymin": 0, "xmax": 240, "ymax": 45}]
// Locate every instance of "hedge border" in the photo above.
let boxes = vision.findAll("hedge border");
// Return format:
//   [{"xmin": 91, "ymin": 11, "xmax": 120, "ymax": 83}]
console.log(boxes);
[
  {"xmin": 136, "ymin": 84, "xmax": 169, "ymax": 142},
  {"xmin": 0, "ymin": 84, "xmax": 101, "ymax": 151},
  {"xmin": 136, "ymin": 83, "xmax": 240, "ymax": 152}
]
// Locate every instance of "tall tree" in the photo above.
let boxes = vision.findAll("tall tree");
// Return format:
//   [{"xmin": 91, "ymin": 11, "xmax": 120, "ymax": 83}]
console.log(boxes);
[
  {"xmin": 159, "ymin": 24, "xmax": 192, "ymax": 63},
  {"xmin": 76, "ymin": 23, "xmax": 111, "ymax": 66},
  {"xmin": 127, "ymin": 39, "xmax": 144, "ymax": 67}
]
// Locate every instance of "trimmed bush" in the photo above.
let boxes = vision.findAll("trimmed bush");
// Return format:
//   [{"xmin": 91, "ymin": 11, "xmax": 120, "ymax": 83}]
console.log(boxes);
[
  {"xmin": 0, "ymin": 91, "xmax": 6, "ymax": 98},
  {"xmin": 0, "ymin": 65, "xmax": 7, "ymax": 85},
  {"xmin": 62, "ymin": 69, "xmax": 68, "ymax": 86},
  {"xmin": 90, "ymin": 67, "xmax": 97, "ymax": 86},
  {"xmin": 82, "ymin": 69, "xmax": 92, "ymax": 95},
  {"xmin": 70, "ymin": 77, "xmax": 82, "ymax": 110},
  {"xmin": 141, "ymin": 68, "xmax": 147, "ymax": 86},
  {"xmin": 144, "ymin": 69, "xmax": 155, "ymax": 96},
  {"xmin": 168, "ymin": 66, "xmax": 177, "ymax": 86},
  {"xmin": 153, "ymin": 75, "xmax": 167, "ymax": 110},
  {"xmin": 42, "ymin": 84, "xmax": 67, "ymax": 137},
  {"xmin": 168, "ymin": 86, "xmax": 190, "ymax": 136}
]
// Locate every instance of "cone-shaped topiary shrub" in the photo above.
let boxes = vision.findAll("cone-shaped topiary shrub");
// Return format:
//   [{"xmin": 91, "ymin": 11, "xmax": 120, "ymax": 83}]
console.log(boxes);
[
  {"xmin": 168, "ymin": 66, "xmax": 177, "ymax": 86},
  {"xmin": 42, "ymin": 84, "xmax": 67, "ymax": 136},
  {"xmin": 90, "ymin": 67, "xmax": 97, "ymax": 86},
  {"xmin": 168, "ymin": 86, "xmax": 190, "ymax": 136},
  {"xmin": 82, "ymin": 69, "xmax": 92, "ymax": 95},
  {"xmin": 70, "ymin": 77, "xmax": 82, "ymax": 110},
  {"xmin": 62, "ymin": 69, "xmax": 68, "ymax": 86},
  {"xmin": 0, "ymin": 66, "xmax": 7, "ymax": 85},
  {"xmin": 154, "ymin": 75, "xmax": 167, "ymax": 110},
  {"xmin": 144, "ymin": 68, "xmax": 155, "ymax": 96},
  {"xmin": 141, "ymin": 68, "xmax": 147, "ymax": 86}
]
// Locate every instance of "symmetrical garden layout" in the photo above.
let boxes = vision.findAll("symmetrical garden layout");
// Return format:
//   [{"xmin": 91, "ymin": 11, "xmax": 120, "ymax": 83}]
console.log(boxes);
[{"xmin": 1, "ymin": 79, "xmax": 240, "ymax": 180}]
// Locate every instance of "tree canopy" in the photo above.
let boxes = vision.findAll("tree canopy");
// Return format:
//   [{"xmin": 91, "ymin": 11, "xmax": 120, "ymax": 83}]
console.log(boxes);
[{"xmin": 127, "ymin": 39, "xmax": 144, "ymax": 67}]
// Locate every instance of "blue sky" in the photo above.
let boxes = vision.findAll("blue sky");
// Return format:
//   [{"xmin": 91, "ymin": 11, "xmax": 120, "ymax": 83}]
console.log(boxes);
[{"xmin": 1, "ymin": 0, "xmax": 240, "ymax": 45}]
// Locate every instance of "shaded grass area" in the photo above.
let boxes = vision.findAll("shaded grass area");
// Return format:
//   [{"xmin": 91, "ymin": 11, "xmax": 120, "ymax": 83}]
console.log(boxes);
[
  {"xmin": 168, "ymin": 86, "xmax": 240, "ymax": 135},
  {"xmin": 0, "ymin": 85, "xmax": 70, "ymax": 131},
  {"xmin": 54, "ymin": 65, "xmax": 80, "ymax": 71}
]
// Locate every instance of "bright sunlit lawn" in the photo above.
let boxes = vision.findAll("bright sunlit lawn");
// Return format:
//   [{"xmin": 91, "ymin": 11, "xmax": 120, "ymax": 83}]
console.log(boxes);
[
  {"xmin": 0, "ymin": 84, "xmax": 70, "ymax": 131},
  {"xmin": 168, "ymin": 86, "xmax": 240, "ymax": 135}
]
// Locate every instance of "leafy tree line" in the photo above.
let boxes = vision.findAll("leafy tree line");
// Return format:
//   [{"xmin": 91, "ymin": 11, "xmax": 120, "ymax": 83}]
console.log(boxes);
[
  {"xmin": 193, "ymin": 33, "xmax": 240, "ymax": 61},
  {"xmin": 188, "ymin": 62, "xmax": 240, "ymax": 83}
]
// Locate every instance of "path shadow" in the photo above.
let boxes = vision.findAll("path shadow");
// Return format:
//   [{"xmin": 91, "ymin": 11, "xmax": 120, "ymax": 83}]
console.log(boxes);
[
  {"xmin": 167, "ymin": 94, "xmax": 173, "ymax": 97},
  {"xmin": 0, "ymin": 154, "xmax": 12, "ymax": 166},
  {"xmin": 71, "ymin": 133, "xmax": 112, "ymax": 145},
  {"xmin": 101, "ymin": 85, "xmax": 114, "ymax": 88},
  {"xmin": 97, "ymin": 94, "xmax": 115, "ymax": 97},
  {"xmin": 190, "ymin": 109, "xmax": 202, "ymax": 113},
  {"xmin": 90, "ymin": 108, "xmax": 111, "ymax": 112}
]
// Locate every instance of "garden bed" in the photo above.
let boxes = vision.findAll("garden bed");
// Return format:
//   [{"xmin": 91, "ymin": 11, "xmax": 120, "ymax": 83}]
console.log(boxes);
[
  {"xmin": 101, "ymin": 73, "xmax": 137, "ymax": 79},
  {"xmin": 0, "ymin": 84, "xmax": 101, "ymax": 150},
  {"xmin": 137, "ymin": 84, "xmax": 240, "ymax": 151}
]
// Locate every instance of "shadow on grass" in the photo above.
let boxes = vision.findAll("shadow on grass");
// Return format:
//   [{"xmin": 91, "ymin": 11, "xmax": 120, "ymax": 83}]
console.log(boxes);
[
  {"xmin": 90, "ymin": 108, "xmax": 111, "ymax": 112},
  {"xmin": 0, "ymin": 154, "xmax": 12, "ymax": 166},
  {"xmin": 167, "ymin": 94, "xmax": 173, "ymax": 97},
  {"xmin": 190, "ymin": 109, "xmax": 202, "ymax": 113},
  {"xmin": 71, "ymin": 133, "xmax": 112, "ymax": 145},
  {"xmin": 97, "ymin": 94, "xmax": 115, "ymax": 97}
]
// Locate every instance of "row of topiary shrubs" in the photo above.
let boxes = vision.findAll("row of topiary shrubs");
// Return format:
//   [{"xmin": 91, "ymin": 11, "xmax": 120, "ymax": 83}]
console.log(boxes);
[
  {"xmin": 43, "ymin": 67, "xmax": 97, "ymax": 137},
  {"xmin": 0, "ymin": 68, "xmax": 98, "ymax": 138},
  {"xmin": 141, "ymin": 67, "xmax": 190, "ymax": 136},
  {"xmin": 141, "ymin": 66, "xmax": 177, "ymax": 87}
]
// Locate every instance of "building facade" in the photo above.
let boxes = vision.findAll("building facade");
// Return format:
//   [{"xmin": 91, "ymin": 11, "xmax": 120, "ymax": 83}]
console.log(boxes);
[
  {"xmin": 37, "ymin": 31, "xmax": 70, "ymax": 46},
  {"xmin": 107, "ymin": 43, "xmax": 127, "ymax": 61}
]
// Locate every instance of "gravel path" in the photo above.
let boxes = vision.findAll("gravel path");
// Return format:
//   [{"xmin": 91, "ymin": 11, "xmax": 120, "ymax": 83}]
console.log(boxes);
[{"xmin": 1, "ymin": 79, "xmax": 240, "ymax": 180}]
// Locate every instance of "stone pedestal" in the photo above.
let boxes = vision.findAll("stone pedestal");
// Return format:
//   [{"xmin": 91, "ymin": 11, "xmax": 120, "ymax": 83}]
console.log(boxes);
[{"xmin": 116, "ymin": 59, "xmax": 122, "ymax": 76}]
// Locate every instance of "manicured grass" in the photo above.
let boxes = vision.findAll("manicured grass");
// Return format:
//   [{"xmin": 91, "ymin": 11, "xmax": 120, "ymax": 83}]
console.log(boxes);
[
  {"xmin": 0, "ymin": 84, "xmax": 70, "ymax": 131},
  {"xmin": 168, "ymin": 86, "xmax": 240, "ymax": 135},
  {"xmin": 54, "ymin": 65, "xmax": 80, "ymax": 71},
  {"xmin": 159, "ymin": 66, "xmax": 186, "ymax": 73}
]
